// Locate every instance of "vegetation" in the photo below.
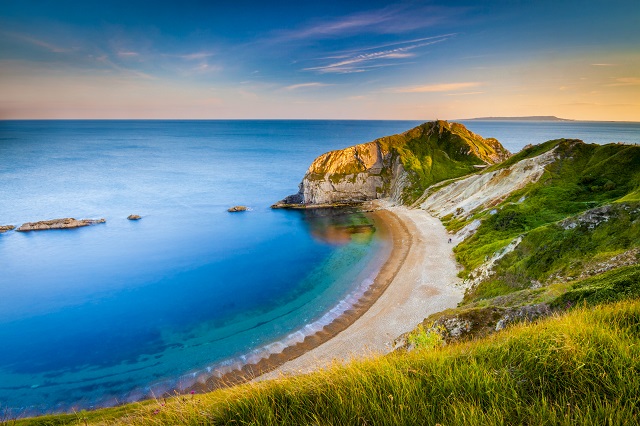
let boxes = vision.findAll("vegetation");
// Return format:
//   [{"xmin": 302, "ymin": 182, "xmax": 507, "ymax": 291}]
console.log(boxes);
[
  {"xmin": 379, "ymin": 121, "xmax": 508, "ymax": 203},
  {"xmin": 453, "ymin": 140, "xmax": 640, "ymax": 303},
  {"xmin": 14, "ymin": 300, "xmax": 640, "ymax": 425}
]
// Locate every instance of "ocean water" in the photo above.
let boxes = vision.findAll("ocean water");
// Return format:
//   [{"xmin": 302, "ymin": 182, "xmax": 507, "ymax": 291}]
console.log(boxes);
[
  {"xmin": 1, "ymin": 119, "xmax": 638, "ymax": 415},
  {"xmin": 459, "ymin": 120, "xmax": 640, "ymax": 153}
]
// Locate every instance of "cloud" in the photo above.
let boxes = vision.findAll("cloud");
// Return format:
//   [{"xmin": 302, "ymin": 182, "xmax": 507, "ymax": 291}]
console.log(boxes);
[
  {"xmin": 284, "ymin": 82, "xmax": 331, "ymax": 90},
  {"xmin": 118, "ymin": 51, "xmax": 139, "ymax": 57},
  {"xmin": 4, "ymin": 31, "xmax": 70, "ymax": 53},
  {"xmin": 445, "ymin": 91, "xmax": 485, "ymax": 96},
  {"xmin": 391, "ymin": 82, "xmax": 483, "ymax": 93},
  {"xmin": 606, "ymin": 77, "xmax": 640, "ymax": 87},
  {"xmin": 591, "ymin": 63, "xmax": 616, "ymax": 66},
  {"xmin": 176, "ymin": 52, "xmax": 215, "ymax": 60},
  {"xmin": 304, "ymin": 37, "xmax": 449, "ymax": 74},
  {"xmin": 267, "ymin": 5, "xmax": 461, "ymax": 43}
]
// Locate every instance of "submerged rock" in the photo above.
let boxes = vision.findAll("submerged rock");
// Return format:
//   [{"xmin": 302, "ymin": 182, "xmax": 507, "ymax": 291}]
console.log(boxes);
[
  {"xmin": 127, "ymin": 214, "xmax": 142, "ymax": 220},
  {"xmin": 0, "ymin": 225, "xmax": 15, "ymax": 233},
  {"xmin": 228, "ymin": 206, "xmax": 248, "ymax": 212},
  {"xmin": 16, "ymin": 218, "xmax": 106, "ymax": 232}
]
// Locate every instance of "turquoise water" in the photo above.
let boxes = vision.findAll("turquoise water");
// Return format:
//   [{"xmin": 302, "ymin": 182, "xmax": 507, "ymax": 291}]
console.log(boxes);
[
  {"xmin": 0, "ymin": 120, "xmax": 416, "ymax": 415},
  {"xmin": 0, "ymin": 119, "xmax": 638, "ymax": 415}
]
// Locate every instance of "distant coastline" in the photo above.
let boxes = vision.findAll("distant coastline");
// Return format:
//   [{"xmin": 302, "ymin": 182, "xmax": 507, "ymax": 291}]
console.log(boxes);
[{"xmin": 464, "ymin": 115, "xmax": 574, "ymax": 122}]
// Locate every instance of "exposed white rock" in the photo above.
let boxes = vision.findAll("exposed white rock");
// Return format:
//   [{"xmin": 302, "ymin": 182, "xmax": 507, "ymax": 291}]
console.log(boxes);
[{"xmin": 420, "ymin": 147, "xmax": 558, "ymax": 218}]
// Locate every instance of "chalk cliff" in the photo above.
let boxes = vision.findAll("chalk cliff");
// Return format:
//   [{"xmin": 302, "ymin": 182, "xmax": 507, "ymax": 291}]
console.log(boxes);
[{"xmin": 273, "ymin": 120, "xmax": 510, "ymax": 207}]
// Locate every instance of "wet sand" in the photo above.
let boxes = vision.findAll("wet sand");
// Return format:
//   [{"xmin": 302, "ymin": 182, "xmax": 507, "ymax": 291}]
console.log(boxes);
[{"xmin": 190, "ymin": 204, "xmax": 463, "ymax": 391}]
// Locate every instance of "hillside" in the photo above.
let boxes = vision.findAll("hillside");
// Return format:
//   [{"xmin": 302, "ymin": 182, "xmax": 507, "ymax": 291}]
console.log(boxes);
[
  {"xmin": 407, "ymin": 138, "xmax": 640, "ymax": 342},
  {"xmin": 273, "ymin": 120, "xmax": 510, "ymax": 207}
]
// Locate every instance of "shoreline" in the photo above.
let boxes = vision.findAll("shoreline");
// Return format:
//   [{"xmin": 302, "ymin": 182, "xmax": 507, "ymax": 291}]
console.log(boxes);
[
  {"xmin": 258, "ymin": 204, "xmax": 464, "ymax": 378},
  {"xmin": 188, "ymin": 208, "xmax": 412, "ymax": 392}
]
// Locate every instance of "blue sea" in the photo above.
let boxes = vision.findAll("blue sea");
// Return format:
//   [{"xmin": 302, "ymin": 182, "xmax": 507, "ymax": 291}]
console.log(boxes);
[{"xmin": 0, "ymin": 119, "xmax": 638, "ymax": 415}]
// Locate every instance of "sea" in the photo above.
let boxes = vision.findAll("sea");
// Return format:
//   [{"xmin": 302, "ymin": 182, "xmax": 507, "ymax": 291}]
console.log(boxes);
[{"xmin": 0, "ymin": 119, "xmax": 638, "ymax": 415}]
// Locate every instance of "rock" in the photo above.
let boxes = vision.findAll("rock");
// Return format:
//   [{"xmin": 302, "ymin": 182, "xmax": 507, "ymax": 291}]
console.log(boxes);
[
  {"xmin": 16, "ymin": 218, "xmax": 106, "ymax": 232},
  {"xmin": 0, "ymin": 225, "xmax": 15, "ymax": 233},
  {"xmin": 273, "ymin": 120, "xmax": 510, "ymax": 208},
  {"xmin": 127, "ymin": 214, "xmax": 141, "ymax": 220},
  {"xmin": 228, "ymin": 206, "xmax": 248, "ymax": 212}
]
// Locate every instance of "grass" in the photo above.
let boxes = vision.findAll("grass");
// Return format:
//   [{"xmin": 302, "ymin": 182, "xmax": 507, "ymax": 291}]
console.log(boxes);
[
  {"xmin": 454, "ymin": 140, "xmax": 640, "ymax": 303},
  {"xmin": 14, "ymin": 299, "xmax": 640, "ymax": 425},
  {"xmin": 386, "ymin": 121, "xmax": 506, "ymax": 204}
]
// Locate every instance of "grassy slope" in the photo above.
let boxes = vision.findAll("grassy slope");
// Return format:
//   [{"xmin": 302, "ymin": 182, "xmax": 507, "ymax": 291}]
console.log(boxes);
[
  {"xmin": 453, "ymin": 140, "xmax": 640, "ymax": 303},
  {"xmin": 382, "ymin": 121, "xmax": 508, "ymax": 204},
  {"xmin": 16, "ymin": 299, "xmax": 640, "ymax": 426}
]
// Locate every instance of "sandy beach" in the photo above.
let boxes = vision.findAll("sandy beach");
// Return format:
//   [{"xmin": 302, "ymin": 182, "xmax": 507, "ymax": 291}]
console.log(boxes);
[
  {"xmin": 191, "ymin": 204, "xmax": 463, "ymax": 391},
  {"xmin": 257, "ymin": 204, "xmax": 464, "ymax": 379}
]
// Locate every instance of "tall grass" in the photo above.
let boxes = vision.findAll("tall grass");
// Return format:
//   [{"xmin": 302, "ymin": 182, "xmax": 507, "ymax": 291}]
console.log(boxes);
[{"xmin": 18, "ymin": 299, "xmax": 640, "ymax": 425}]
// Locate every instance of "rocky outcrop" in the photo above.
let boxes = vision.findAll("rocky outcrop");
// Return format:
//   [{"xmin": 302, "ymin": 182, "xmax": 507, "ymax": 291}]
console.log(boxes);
[
  {"xmin": 16, "ymin": 218, "xmax": 106, "ymax": 232},
  {"xmin": 273, "ymin": 121, "xmax": 510, "ymax": 208},
  {"xmin": 0, "ymin": 225, "xmax": 15, "ymax": 233},
  {"xmin": 273, "ymin": 141, "xmax": 398, "ymax": 207},
  {"xmin": 394, "ymin": 303, "xmax": 553, "ymax": 350},
  {"xmin": 227, "ymin": 206, "xmax": 248, "ymax": 212},
  {"xmin": 127, "ymin": 214, "xmax": 142, "ymax": 220},
  {"xmin": 419, "ymin": 146, "xmax": 558, "ymax": 218}
]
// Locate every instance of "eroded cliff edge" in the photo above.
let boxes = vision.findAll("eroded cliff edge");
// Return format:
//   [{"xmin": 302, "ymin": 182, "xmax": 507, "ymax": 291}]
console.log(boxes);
[{"xmin": 272, "ymin": 120, "xmax": 510, "ymax": 208}]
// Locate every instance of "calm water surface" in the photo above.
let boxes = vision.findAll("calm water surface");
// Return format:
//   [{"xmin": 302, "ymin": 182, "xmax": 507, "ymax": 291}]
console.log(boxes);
[{"xmin": 0, "ymin": 119, "xmax": 637, "ymax": 415}]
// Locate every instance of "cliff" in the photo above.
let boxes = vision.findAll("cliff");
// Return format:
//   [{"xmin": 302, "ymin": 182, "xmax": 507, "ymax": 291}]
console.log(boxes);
[{"xmin": 273, "ymin": 120, "xmax": 510, "ymax": 208}]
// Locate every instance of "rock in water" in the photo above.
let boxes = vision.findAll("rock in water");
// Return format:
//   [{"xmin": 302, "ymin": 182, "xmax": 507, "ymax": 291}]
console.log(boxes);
[
  {"xmin": 127, "ymin": 214, "xmax": 142, "ymax": 220},
  {"xmin": 16, "ymin": 218, "xmax": 106, "ymax": 232},
  {"xmin": 272, "ymin": 120, "xmax": 510, "ymax": 208},
  {"xmin": 228, "ymin": 206, "xmax": 248, "ymax": 212},
  {"xmin": 0, "ymin": 225, "xmax": 15, "ymax": 233}
]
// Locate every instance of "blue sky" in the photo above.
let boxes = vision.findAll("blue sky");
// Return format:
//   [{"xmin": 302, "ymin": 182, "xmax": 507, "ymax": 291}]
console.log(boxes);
[{"xmin": 1, "ymin": 0, "xmax": 638, "ymax": 119}]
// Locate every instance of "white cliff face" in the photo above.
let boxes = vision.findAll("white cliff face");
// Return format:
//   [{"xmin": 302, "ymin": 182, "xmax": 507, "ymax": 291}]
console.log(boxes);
[
  {"xmin": 293, "ymin": 141, "xmax": 409, "ymax": 205},
  {"xmin": 420, "ymin": 147, "xmax": 558, "ymax": 218}
]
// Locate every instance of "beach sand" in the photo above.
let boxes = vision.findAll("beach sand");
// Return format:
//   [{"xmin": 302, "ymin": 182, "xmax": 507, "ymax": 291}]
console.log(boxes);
[
  {"xmin": 191, "ymin": 204, "xmax": 463, "ymax": 391},
  {"xmin": 258, "ymin": 204, "xmax": 464, "ymax": 379}
]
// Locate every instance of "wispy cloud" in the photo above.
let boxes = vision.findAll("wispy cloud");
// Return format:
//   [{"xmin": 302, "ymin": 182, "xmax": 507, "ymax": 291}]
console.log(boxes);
[
  {"xmin": 175, "ymin": 52, "xmax": 215, "ymax": 60},
  {"xmin": 605, "ymin": 77, "xmax": 640, "ymax": 87},
  {"xmin": 445, "ymin": 91, "xmax": 485, "ymax": 96},
  {"xmin": 267, "ymin": 5, "xmax": 461, "ymax": 44},
  {"xmin": 94, "ymin": 54, "xmax": 155, "ymax": 80},
  {"xmin": 591, "ymin": 63, "xmax": 616, "ymax": 66},
  {"xmin": 4, "ymin": 31, "xmax": 71, "ymax": 53},
  {"xmin": 117, "ymin": 50, "xmax": 139, "ymax": 58},
  {"xmin": 284, "ymin": 82, "xmax": 331, "ymax": 90},
  {"xmin": 304, "ymin": 36, "xmax": 449, "ymax": 74},
  {"xmin": 391, "ymin": 82, "xmax": 482, "ymax": 93}
]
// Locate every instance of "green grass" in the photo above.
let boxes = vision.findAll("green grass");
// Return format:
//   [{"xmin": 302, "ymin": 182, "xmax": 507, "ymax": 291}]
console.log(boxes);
[
  {"xmin": 15, "ymin": 299, "xmax": 640, "ymax": 425},
  {"xmin": 385, "ymin": 121, "xmax": 507, "ymax": 203},
  {"xmin": 552, "ymin": 264, "xmax": 640, "ymax": 309},
  {"xmin": 454, "ymin": 140, "xmax": 640, "ymax": 303}
]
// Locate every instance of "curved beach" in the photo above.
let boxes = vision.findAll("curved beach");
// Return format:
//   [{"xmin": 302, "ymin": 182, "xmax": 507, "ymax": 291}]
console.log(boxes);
[
  {"xmin": 190, "ymin": 204, "xmax": 463, "ymax": 392},
  {"xmin": 258, "ymin": 205, "xmax": 464, "ymax": 379}
]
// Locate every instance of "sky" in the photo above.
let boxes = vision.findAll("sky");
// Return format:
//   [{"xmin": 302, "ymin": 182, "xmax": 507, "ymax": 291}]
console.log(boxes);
[{"xmin": 0, "ymin": 0, "xmax": 639, "ymax": 120}]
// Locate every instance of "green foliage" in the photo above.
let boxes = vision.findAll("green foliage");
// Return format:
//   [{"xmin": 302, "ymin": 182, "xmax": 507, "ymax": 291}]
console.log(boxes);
[
  {"xmin": 552, "ymin": 265, "xmax": 640, "ymax": 308},
  {"xmin": 391, "ymin": 122, "xmax": 493, "ymax": 203},
  {"xmin": 365, "ymin": 121, "xmax": 508, "ymax": 204},
  {"xmin": 456, "ymin": 140, "xmax": 640, "ymax": 303},
  {"xmin": 407, "ymin": 323, "xmax": 445, "ymax": 350},
  {"xmin": 18, "ymin": 300, "xmax": 640, "ymax": 425}
]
